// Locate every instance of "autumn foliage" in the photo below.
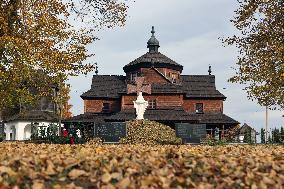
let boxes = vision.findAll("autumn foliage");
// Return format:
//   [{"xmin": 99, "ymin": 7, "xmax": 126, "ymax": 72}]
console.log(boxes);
[
  {"xmin": 0, "ymin": 143, "xmax": 283, "ymax": 188},
  {"xmin": 0, "ymin": 0, "xmax": 129, "ymax": 113},
  {"xmin": 225, "ymin": 0, "xmax": 284, "ymax": 109},
  {"xmin": 120, "ymin": 120, "xmax": 182, "ymax": 145}
]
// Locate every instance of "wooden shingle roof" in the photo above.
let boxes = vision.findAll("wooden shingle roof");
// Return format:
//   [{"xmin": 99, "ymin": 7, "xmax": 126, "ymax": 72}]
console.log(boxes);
[
  {"xmin": 65, "ymin": 109, "xmax": 238, "ymax": 125},
  {"xmin": 105, "ymin": 109, "xmax": 238, "ymax": 124},
  {"xmin": 186, "ymin": 113, "xmax": 239, "ymax": 124},
  {"xmin": 237, "ymin": 123, "xmax": 256, "ymax": 134},
  {"xmin": 105, "ymin": 108, "xmax": 190, "ymax": 122},
  {"xmin": 5, "ymin": 110, "xmax": 58, "ymax": 122},
  {"xmin": 181, "ymin": 75, "xmax": 226, "ymax": 99},
  {"xmin": 81, "ymin": 74, "xmax": 226, "ymax": 99},
  {"xmin": 63, "ymin": 112, "xmax": 112, "ymax": 123},
  {"xmin": 81, "ymin": 75, "xmax": 126, "ymax": 99},
  {"xmin": 123, "ymin": 52, "xmax": 183, "ymax": 72}
]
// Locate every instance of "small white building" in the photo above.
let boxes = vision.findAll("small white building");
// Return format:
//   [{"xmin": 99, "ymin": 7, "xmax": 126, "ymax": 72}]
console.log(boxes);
[
  {"xmin": 4, "ymin": 110, "xmax": 59, "ymax": 141},
  {"xmin": 235, "ymin": 123, "xmax": 258, "ymax": 143}
]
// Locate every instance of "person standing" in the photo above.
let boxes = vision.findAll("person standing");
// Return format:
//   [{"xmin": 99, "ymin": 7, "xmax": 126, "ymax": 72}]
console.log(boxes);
[{"xmin": 69, "ymin": 134, "xmax": 75, "ymax": 144}]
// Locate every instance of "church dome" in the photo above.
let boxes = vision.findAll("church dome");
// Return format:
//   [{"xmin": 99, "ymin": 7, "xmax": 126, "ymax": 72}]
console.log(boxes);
[
  {"xmin": 123, "ymin": 26, "xmax": 183, "ymax": 73},
  {"xmin": 147, "ymin": 37, "xmax": 159, "ymax": 45},
  {"xmin": 147, "ymin": 26, "xmax": 160, "ymax": 48}
]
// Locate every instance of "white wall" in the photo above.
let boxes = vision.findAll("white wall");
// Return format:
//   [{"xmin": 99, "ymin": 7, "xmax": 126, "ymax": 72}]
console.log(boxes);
[{"xmin": 4, "ymin": 121, "xmax": 59, "ymax": 141}]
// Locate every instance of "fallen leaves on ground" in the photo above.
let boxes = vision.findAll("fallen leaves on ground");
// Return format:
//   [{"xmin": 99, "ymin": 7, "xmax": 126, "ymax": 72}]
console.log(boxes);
[
  {"xmin": 0, "ymin": 143, "xmax": 283, "ymax": 188},
  {"xmin": 120, "ymin": 120, "xmax": 182, "ymax": 145}
]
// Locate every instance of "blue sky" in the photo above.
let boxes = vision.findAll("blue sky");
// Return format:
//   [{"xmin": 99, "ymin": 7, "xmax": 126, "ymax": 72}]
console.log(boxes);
[{"xmin": 68, "ymin": 0, "xmax": 283, "ymax": 133}]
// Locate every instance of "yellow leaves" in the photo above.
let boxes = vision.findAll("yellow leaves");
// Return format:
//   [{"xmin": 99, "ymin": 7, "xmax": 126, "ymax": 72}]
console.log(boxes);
[
  {"xmin": 116, "ymin": 177, "xmax": 130, "ymax": 189},
  {"xmin": 45, "ymin": 160, "xmax": 57, "ymax": 176},
  {"xmin": 0, "ymin": 166, "xmax": 17, "ymax": 177},
  {"xmin": 1, "ymin": 0, "xmax": 129, "ymax": 110},
  {"xmin": 119, "ymin": 120, "xmax": 182, "ymax": 145},
  {"xmin": 101, "ymin": 173, "xmax": 112, "ymax": 183},
  {"xmin": 262, "ymin": 176, "xmax": 275, "ymax": 185},
  {"xmin": 68, "ymin": 169, "xmax": 88, "ymax": 180},
  {"xmin": 225, "ymin": 0, "xmax": 284, "ymax": 109},
  {"xmin": 0, "ymin": 143, "xmax": 284, "ymax": 188},
  {"xmin": 31, "ymin": 181, "xmax": 45, "ymax": 189}
]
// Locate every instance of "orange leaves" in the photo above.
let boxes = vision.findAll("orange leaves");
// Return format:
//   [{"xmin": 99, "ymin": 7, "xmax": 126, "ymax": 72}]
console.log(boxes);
[
  {"xmin": 1, "ymin": 143, "xmax": 284, "ymax": 188},
  {"xmin": 224, "ymin": 0, "xmax": 284, "ymax": 109},
  {"xmin": 45, "ymin": 160, "xmax": 57, "ymax": 176},
  {"xmin": 101, "ymin": 172, "xmax": 112, "ymax": 183},
  {"xmin": 68, "ymin": 169, "xmax": 88, "ymax": 180},
  {"xmin": 0, "ymin": 166, "xmax": 17, "ymax": 177},
  {"xmin": 119, "ymin": 120, "xmax": 182, "ymax": 145},
  {"xmin": 116, "ymin": 177, "xmax": 131, "ymax": 189},
  {"xmin": 0, "ymin": 0, "xmax": 129, "ymax": 111}
]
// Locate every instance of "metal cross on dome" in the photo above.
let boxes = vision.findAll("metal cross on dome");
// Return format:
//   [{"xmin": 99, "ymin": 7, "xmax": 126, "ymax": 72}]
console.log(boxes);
[{"xmin": 127, "ymin": 77, "xmax": 151, "ymax": 95}]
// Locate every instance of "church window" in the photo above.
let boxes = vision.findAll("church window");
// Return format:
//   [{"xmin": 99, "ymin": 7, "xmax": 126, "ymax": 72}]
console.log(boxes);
[
  {"xmin": 148, "ymin": 100, "xmax": 157, "ymax": 109},
  {"xmin": 167, "ymin": 72, "xmax": 171, "ymax": 78},
  {"xmin": 102, "ymin": 103, "xmax": 110, "ymax": 112},
  {"xmin": 130, "ymin": 73, "xmax": 138, "ymax": 82},
  {"xmin": 196, "ymin": 103, "xmax": 204, "ymax": 113}
]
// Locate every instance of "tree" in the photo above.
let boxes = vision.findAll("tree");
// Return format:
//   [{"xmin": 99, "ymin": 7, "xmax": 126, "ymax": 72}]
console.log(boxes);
[
  {"xmin": 61, "ymin": 85, "xmax": 73, "ymax": 119},
  {"xmin": 271, "ymin": 129, "xmax": 275, "ymax": 143},
  {"xmin": 224, "ymin": 0, "xmax": 284, "ymax": 109},
  {"xmin": 261, "ymin": 128, "xmax": 265, "ymax": 143},
  {"xmin": 0, "ymin": 0, "xmax": 129, "ymax": 115},
  {"xmin": 267, "ymin": 134, "xmax": 272, "ymax": 143},
  {"xmin": 281, "ymin": 127, "xmax": 284, "ymax": 142},
  {"xmin": 272, "ymin": 128, "xmax": 280, "ymax": 143}
]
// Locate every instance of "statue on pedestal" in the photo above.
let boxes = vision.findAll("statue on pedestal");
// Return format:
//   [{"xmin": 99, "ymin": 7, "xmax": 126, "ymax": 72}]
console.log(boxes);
[
  {"xmin": 76, "ymin": 129, "xmax": 81, "ymax": 138},
  {"xmin": 134, "ymin": 92, "xmax": 148, "ymax": 120},
  {"xmin": 214, "ymin": 127, "xmax": 220, "ymax": 141},
  {"xmin": 127, "ymin": 77, "xmax": 151, "ymax": 120}
]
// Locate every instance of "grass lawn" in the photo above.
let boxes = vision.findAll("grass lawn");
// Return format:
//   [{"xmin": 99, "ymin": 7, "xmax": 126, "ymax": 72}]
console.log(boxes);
[{"xmin": 0, "ymin": 143, "xmax": 283, "ymax": 189}]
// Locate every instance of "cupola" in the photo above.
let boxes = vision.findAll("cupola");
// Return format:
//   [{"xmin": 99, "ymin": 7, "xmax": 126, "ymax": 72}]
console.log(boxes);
[{"xmin": 147, "ymin": 26, "xmax": 160, "ymax": 53}]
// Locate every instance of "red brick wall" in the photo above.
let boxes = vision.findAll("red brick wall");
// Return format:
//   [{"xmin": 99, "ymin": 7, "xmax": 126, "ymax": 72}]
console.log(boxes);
[
  {"xmin": 84, "ymin": 97, "xmax": 223, "ymax": 114},
  {"xmin": 125, "ymin": 68, "xmax": 181, "ymax": 84},
  {"xmin": 122, "ymin": 94, "xmax": 183, "ymax": 110},
  {"xmin": 157, "ymin": 68, "xmax": 180, "ymax": 80},
  {"xmin": 84, "ymin": 99, "xmax": 121, "ymax": 113},
  {"xmin": 141, "ymin": 68, "xmax": 169, "ymax": 84},
  {"xmin": 183, "ymin": 99, "xmax": 223, "ymax": 113}
]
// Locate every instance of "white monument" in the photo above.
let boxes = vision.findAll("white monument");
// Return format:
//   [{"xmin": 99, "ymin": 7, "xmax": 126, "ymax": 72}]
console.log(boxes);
[
  {"xmin": 127, "ymin": 77, "xmax": 151, "ymax": 121},
  {"xmin": 76, "ymin": 129, "xmax": 82, "ymax": 138},
  {"xmin": 133, "ymin": 92, "xmax": 148, "ymax": 120}
]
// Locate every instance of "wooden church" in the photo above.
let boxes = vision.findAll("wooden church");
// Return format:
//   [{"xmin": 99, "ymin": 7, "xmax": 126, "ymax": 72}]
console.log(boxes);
[{"xmin": 65, "ymin": 27, "xmax": 239, "ymax": 133}]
